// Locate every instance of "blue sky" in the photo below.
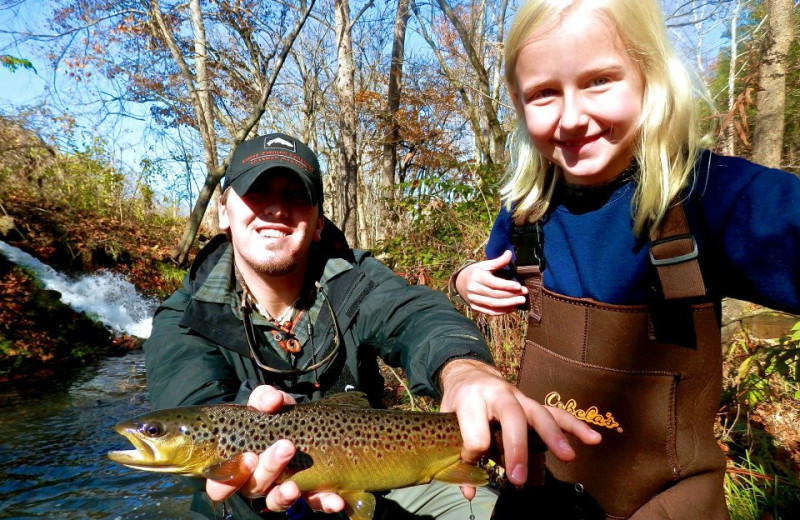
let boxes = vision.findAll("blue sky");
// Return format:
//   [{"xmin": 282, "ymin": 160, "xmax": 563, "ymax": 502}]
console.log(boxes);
[
  {"xmin": 0, "ymin": 65, "xmax": 46, "ymax": 105},
  {"xmin": 0, "ymin": 0, "xmax": 52, "ymax": 106},
  {"xmin": 0, "ymin": 61, "xmax": 157, "ymax": 172},
  {"xmin": 1, "ymin": 35, "xmax": 198, "ymax": 212}
]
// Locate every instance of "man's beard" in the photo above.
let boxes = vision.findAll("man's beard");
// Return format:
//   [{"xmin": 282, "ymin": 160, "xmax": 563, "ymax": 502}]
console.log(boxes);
[
  {"xmin": 233, "ymin": 234, "xmax": 310, "ymax": 279},
  {"xmin": 251, "ymin": 252, "xmax": 298, "ymax": 277}
]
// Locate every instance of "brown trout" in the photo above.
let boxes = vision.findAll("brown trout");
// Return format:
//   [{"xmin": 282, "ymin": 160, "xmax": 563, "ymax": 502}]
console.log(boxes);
[{"xmin": 108, "ymin": 392, "xmax": 488, "ymax": 520}]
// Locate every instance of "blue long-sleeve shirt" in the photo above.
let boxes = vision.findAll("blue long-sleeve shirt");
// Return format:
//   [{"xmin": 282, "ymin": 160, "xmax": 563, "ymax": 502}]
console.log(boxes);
[{"xmin": 486, "ymin": 151, "xmax": 800, "ymax": 313}]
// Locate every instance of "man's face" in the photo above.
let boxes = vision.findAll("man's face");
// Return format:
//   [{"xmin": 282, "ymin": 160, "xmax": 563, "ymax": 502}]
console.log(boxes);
[{"xmin": 219, "ymin": 171, "xmax": 323, "ymax": 278}]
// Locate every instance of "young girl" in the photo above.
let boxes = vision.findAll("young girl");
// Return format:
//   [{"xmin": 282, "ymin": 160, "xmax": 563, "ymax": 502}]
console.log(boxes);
[{"xmin": 453, "ymin": 0, "xmax": 800, "ymax": 518}]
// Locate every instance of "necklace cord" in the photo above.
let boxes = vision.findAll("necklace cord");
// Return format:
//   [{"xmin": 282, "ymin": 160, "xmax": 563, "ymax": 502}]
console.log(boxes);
[{"xmin": 240, "ymin": 281, "xmax": 342, "ymax": 376}]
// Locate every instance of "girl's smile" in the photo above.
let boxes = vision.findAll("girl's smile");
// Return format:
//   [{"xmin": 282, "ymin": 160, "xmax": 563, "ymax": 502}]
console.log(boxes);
[
  {"xmin": 512, "ymin": 6, "xmax": 644, "ymax": 185},
  {"xmin": 555, "ymin": 129, "xmax": 610, "ymax": 153}
]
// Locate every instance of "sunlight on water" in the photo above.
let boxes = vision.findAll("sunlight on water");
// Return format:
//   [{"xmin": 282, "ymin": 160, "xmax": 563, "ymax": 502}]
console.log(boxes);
[
  {"xmin": 0, "ymin": 241, "xmax": 157, "ymax": 338},
  {"xmin": 0, "ymin": 351, "xmax": 195, "ymax": 520}
]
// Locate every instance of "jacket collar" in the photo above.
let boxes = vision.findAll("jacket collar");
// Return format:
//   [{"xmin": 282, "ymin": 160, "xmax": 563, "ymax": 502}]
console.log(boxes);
[
  {"xmin": 193, "ymin": 241, "xmax": 238, "ymax": 306},
  {"xmin": 187, "ymin": 218, "xmax": 357, "ymax": 319}
]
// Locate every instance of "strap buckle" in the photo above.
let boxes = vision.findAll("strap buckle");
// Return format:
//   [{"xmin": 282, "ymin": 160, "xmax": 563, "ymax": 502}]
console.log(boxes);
[{"xmin": 649, "ymin": 233, "xmax": 698, "ymax": 266}]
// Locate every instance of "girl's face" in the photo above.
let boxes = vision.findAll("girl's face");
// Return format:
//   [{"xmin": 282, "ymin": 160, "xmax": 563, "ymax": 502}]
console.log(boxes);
[{"xmin": 512, "ymin": 9, "xmax": 644, "ymax": 185}]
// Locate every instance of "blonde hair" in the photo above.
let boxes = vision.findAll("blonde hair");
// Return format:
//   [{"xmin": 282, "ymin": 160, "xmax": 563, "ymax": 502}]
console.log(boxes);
[{"xmin": 503, "ymin": 0, "xmax": 706, "ymax": 236}]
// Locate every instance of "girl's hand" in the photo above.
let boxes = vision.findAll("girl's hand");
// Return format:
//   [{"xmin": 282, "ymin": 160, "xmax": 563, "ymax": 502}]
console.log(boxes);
[
  {"xmin": 205, "ymin": 386, "xmax": 345, "ymax": 514},
  {"xmin": 454, "ymin": 250, "xmax": 528, "ymax": 315}
]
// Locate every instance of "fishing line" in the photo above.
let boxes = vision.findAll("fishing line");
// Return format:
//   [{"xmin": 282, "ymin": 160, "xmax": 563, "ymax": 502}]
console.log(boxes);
[{"xmin": 221, "ymin": 500, "xmax": 232, "ymax": 520}]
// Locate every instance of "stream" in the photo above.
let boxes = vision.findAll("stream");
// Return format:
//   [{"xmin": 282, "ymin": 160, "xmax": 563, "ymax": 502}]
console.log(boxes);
[
  {"xmin": 0, "ymin": 242, "xmax": 194, "ymax": 519},
  {"xmin": 0, "ymin": 350, "xmax": 194, "ymax": 519}
]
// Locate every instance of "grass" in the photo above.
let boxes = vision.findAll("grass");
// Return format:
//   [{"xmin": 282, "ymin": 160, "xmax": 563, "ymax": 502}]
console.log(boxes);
[
  {"xmin": 725, "ymin": 447, "xmax": 800, "ymax": 519},
  {"xmin": 156, "ymin": 262, "xmax": 187, "ymax": 293}
]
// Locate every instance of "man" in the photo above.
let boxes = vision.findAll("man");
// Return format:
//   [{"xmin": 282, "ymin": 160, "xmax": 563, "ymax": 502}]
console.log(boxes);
[{"xmin": 143, "ymin": 133, "xmax": 596, "ymax": 519}]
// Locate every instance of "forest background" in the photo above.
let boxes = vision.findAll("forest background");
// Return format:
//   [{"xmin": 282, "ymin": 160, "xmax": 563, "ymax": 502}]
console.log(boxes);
[{"xmin": 1, "ymin": 0, "xmax": 799, "ymax": 518}]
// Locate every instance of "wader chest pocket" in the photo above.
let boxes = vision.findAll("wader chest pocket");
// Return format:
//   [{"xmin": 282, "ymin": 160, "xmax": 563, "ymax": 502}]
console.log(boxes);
[{"xmin": 519, "ymin": 340, "xmax": 681, "ymax": 519}]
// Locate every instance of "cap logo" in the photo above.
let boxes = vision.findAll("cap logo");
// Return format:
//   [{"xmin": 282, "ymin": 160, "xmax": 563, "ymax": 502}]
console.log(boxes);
[
  {"xmin": 224, "ymin": 133, "xmax": 320, "ymax": 199},
  {"xmin": 264, "ymin": 136, "xmax": 296, "ymax": 152}
]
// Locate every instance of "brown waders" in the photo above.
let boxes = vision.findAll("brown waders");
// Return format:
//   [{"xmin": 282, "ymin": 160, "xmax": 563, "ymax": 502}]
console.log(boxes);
[{"xmin": 508, "ymin": 204, "xmax": 729, "ymax": 519}]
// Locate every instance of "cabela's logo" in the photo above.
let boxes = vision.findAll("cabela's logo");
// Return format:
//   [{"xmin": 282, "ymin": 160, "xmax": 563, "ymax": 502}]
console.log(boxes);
[{"xmin": 545, "ymin": 391, "xmax": 623, "ymax": 432}]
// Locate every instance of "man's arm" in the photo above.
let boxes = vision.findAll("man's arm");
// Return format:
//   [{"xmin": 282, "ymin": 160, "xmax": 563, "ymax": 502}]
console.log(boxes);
[
  {"xmin": 351, "ymin": 254, "xmax": 494, "ymax": 398},
  {"xmin": 350, "ymin": 255, "xmax": 601, "ymax": 488}
]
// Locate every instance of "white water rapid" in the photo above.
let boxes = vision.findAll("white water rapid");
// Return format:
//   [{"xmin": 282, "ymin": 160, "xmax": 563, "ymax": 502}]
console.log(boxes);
[{"xmin": 0, "ymin": 241, "xmax": 158, "ymax": 338}]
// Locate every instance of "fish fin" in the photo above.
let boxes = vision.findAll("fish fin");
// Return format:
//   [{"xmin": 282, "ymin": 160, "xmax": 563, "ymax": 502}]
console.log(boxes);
[
  {"xmin": 341, "ymin": 490, "xmax": 376, "ymax": 520},
  {"xmin": 432, "ymin": 460, "xmax": 489, "ymax": 487},
  {"xmin": 314, "ymin": 391, "xmax": 371, "ymax": 408},
  {"xmin": 201, "ymin": 455, "xmax": 243, "ymax": 482}
]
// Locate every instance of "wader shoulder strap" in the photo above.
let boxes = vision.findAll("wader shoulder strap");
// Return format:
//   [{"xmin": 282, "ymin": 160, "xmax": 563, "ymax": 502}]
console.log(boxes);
[
  {"xmin": 517, "ymin": 265, "xmax": 543, "ymax": 322},
  {"xmin": 512, "ymin": 221, "xmax": 545, "ymax": 323},
  {"xmin": 649, "ymin": 203, "xmax": 706, "ymax": 300}
]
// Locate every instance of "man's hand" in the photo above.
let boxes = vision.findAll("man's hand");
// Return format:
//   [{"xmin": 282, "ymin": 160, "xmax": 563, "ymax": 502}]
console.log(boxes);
[
  {"xmin": 439, "ymin": 359, "xmax": 602, "ymax": 492},
  {"xmin": 454, "ymin": 250, "xmax": 528, "ymax": 315},
  {"xmin": 205, "ymin": 386, "xmax": 345, "ymax": 513}
]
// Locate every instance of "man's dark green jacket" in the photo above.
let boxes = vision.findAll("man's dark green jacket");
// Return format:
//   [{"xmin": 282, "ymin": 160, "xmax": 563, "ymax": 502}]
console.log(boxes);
[{"xmin": 144, "ymin": 222, "xmax": 493, "ymax": 412}]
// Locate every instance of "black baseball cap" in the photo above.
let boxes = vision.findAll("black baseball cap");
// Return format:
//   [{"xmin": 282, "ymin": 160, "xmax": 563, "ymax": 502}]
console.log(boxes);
[{"xmin": 223, "ymin": 133, "xmax": 323, "ymax": 205}]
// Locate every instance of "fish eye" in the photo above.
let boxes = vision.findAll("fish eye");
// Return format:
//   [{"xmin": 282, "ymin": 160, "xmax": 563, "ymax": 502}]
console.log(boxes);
[{"xmin": 140, "ymin": 421, "xmax": 164, "ymax": 437}]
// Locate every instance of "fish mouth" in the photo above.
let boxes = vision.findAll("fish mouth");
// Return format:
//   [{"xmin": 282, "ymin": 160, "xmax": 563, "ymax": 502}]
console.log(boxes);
[{"xmin": 107, "ymin": 423, "xmax": 178, "ymax": 472}]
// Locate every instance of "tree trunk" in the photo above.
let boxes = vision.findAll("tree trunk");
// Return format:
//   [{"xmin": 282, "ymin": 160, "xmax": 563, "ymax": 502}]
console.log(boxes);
[
  {"xmin": 433, "ymin": 0, "xmax": 507, "ymax": 164},
  {"xmin": 378, "ymin": 0, "xmax": 411, "ymax": 242},
  {"xmin": 411, "ymin": 1, "xmax": 487, "ymax": 162},
  {"xmin": 188, "ymin": 0, "xmax": 221, "ymax": 233},
  {"xmin": 168, "ymin": 0, "xmax": 316, "ymax": 265},
  {"xmin": 334, "ymin": 0, "xmax": 359, "ymax": 247},
  {"xmin": 751, "ymin": 0, "xmax": 794, "ymax": 168},
  {"xmin": 152, "ymin": 0, "xmax": 221, "ymax": 262},
  {"xmin": 723, "ymin": 0, "xmax": 741, "ymax": 156}
]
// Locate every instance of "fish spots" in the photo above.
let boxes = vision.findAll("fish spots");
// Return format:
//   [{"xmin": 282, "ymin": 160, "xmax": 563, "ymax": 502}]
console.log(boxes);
[{"xmin": 115, "ymin": 399, "xmax": 469, "ymax": 492}]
